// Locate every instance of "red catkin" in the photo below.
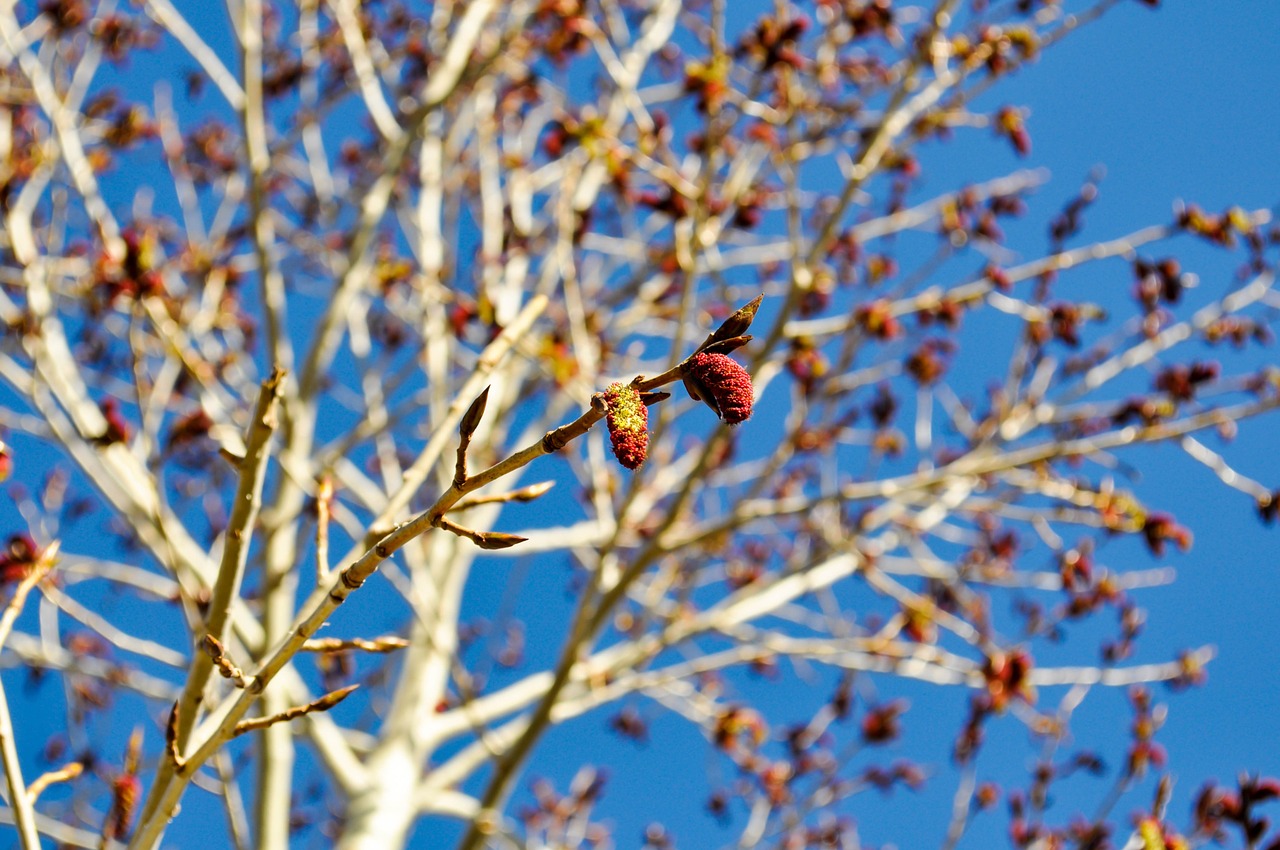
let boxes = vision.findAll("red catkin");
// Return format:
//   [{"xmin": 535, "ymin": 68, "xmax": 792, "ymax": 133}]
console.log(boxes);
[
  {"xmin": 604, "ymin": 383, "xmax": 649, "ymax": 469},
  {"xmin": 687, "ymin": 353, "xmax": 754, "ymax": 424}
]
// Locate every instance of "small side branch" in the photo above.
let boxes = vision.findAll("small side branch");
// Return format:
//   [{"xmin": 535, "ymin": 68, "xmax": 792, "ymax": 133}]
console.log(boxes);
[
  {"xmin": 0, "ymin": 541, "xmax": 60, "ymax": 649},
  {"xmin": 454, "ymin": 387, "xmax": 490, "ymax": 489},
  {"xmin": 449, "ymin": 481, "xmax": 555, "ymax": 512},
  {"xmin": 436, "ymin": 518, "xmax": 528, "ymax": 551},
  {"xmin": 0, "ymin": 540, "xmax": 58, "ymax": 849},
  {"xmin": 172, "ymin": 369, "xmax": 282, "ymax": 741},
  {"xmin": 25, "ymin": 761, "xmax": 83, "ymax": 804},
  {"xmin": 232, "ymin": 685, "xmax": 359, "ymax": 737},
  {"xmin": 201, "ymin": 636, "xmax": 251, "ymax": 689},
  {"xmin": 315, "ymin": 473, "xmax": 333, "ymax": 585},
  {"xmin": 301, "ymin": 636, "xmax": 410, "ymax": 654}
]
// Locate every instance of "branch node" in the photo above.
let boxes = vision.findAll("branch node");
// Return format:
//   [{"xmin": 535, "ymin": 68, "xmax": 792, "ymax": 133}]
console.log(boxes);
[{"xmin": 165, "ymin": 702, "xmax": 186, "ymax": 770}]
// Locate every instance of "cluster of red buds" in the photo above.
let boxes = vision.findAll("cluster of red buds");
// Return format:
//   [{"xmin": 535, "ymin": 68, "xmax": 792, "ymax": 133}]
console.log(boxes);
[
  {"xmin": 93, "ymin": 227, "xmax": 164, "ymax": 305},
  {"xmin": 861, "ymin": 699, "xmax": 908, "ymax": 744},
  {"xmin": 995, "ymin": 105, "xmax": 1031, "ymax": 157},
  {"xmin": 1111, "ymin": 396, "xmax": 1176, "ymax": 427},
  {"xmin": 1034, "ymin": 301, "xmax": 1104, "ymax": 348},
  {"xmin": 1049, "ymin": 176, "xmax": 1100, "ymax": 247},
  {"xmin": 108, "ymin": 773, "xmax": 142, "ymax": 839},
  {"xmin": 1133, "ymin": 817, "xmax": 1188, "ymax": 850},
  {"xmin": 1126, "ymin": 686, "xmax": 1166, "ymax": 778},
  {"xmin": 165, "ymin": 408, "xmax": 214, "ymax": 455},
  {"xmin": 530, "ymin": 0, "xmax": 590, "ymax": 66},
  {"xmin": 785, "ymin": 337, "xmax": 829, "ymax": 396},
  {"xmin": 984, "ymin": 263, "xmax": 1014, "ymax": 291},
  {"xmin": 938, "ymin": 188, "xmax": 1026, "ymax": 247},
  {"xmin": 735, "ymin": 14, "xmax": 810, "ymax": 72},
  {"xmin": 1193, "ymin": 775, "xmax": 1280, "ymax": 846},
  {"xmin": 1204, "ymin": 315, "xmax": 1272, "ymax": 348},
  {"xmin": 1153, "ymin": 361, "xmax": 1219, "ymax": 402},
  {"xmin": 855, "ymin": 299, "xmax": 902, "ymax": 340},
  {"xmin": 905, "ymin": 338, "xmax": 954, "ymax": 385},
  {"xmin": 39, "ymin": 0, "xmax": 88, "ymax": 32},
  {"xmin": 1134, "ymin": 256, "xmax": 1190, "ymax": 310},
  {"xmin": 713, "ymin": 705, "xmax": 767, "ymax": 754},
  {"xmin": 917, "ymin": 296, "xmax": 964, "ymax": 329},
  {"xmin": 96, "ymin": 398, "xmax": 132, "ymax": 446},
  {"xmin": 105, "ymin": 729, "xmax": 144, "ymax": 840},
  {"xmin": 1257, "ymin": 489, "xmax": 1280, "ymax": 525},
  {"xmin": 951, "ymin": 24, "xmax": 1038, "ymax": 76},
  {"xmin": 92, "ymin": 13, "xmax": 157, "ymax": 63},
  {"xmin": 0, "ymin": 534, "xmax": 41, "ymax": 585},
  {"xmin": 1177, "ymin": 203, "xmax": 1257, "ymax": 247},
  {"xmin": 184, "ymin": 122, "xmax": 240, "ymax": 179},
  {"xmin": 1059, "ymin": 546, "xmax": 1128, "ymax": 620},
  {"xmin": 982, "ymin": 648, "xmax": 1035, "ymax": 712},
  {"xmin": 1101, "ymin": 601, "xmax": 1146, "ymax": 663},
  {"xmin": 862, "ymin": 761, "xmax": 925, "ymax": 793},
  {"xmin": 845, "ymin": 0, "xmax": 896, "ymax": 40},
  {"xmin": 683, "ymin": 55, "xmax": 732, "ymax": 114},
  {"xmin": 1141, "ymin": 512, "xmax": 1193, "ymax": 557}
]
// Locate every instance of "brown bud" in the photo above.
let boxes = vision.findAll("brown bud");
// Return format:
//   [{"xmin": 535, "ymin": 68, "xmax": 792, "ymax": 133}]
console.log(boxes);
[{"xmin": 460, "ymin": 386, "xmax": 490, "ymax": 440}]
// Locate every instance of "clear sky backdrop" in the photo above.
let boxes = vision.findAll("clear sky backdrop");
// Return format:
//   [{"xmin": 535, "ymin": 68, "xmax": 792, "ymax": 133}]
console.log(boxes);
[
  {"xmin": 3, "ymin": 2, "xmax": 1279, "ymax": 848},
  {"xmin": 442, "ymin": 3, "xmax": 1280, "ymax": 847}
]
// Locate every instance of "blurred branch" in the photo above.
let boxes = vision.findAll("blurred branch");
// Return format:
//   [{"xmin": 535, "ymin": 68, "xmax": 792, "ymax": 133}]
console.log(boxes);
[{"xmin": 0, "ymin": 541, "xmax": 59, "ymax": 850}]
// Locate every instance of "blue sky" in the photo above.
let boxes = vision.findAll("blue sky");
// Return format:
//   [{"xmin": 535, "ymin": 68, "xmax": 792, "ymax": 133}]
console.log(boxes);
[
  {"xmin": 2, "ymin": 2, "xmax": 1279, "ymax": 848},
  {"xmin": 503, "ymin": 4, "xmax": 1280, "ymax": 847}
]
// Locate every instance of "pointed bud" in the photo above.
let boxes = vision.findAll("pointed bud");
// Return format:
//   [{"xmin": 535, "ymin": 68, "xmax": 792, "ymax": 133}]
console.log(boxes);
[
  {"xmin": 604, "ymin": 383, "xmax": 649, "ymax": 470},
  {"xmin": 707, "ymin": 295, "xmax": 764, "ymax": 347},
  {"xmin": 511, "ymin": 481, "xmax": 556, "ymax": 502},
  {"xmin": 460, "ymin": 386, "xmax": 490, "ymax": 440},
  {"xmin": 474, "ymin": 531, "xmax": 528, "ymax": 550},
  {"xmin": 683, "ymin": 353, "xmax": 754, "ymax": 425}
]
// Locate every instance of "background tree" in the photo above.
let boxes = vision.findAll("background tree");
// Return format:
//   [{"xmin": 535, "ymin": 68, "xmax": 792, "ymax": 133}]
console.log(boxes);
[{"xmin": 0, "ymin": 1, "xmax": 1276, "ymax": 849}]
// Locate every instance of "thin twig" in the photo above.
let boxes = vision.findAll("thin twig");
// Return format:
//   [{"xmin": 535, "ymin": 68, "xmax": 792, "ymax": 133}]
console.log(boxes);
[
  {"xmin": 301, "ymin": 637, "xmax": 410, "ymax": 653},
  {"xmin": 233, "ymin": 685, "xmax": 360, "ymax": 737},
  {"xmin": 0, "ymin": 540, "xmax": 60, "ymax": 850},
  {"xmin": 315, "ymin": 473, "xmax": 334, "ymax": 585},
  {"xmin": 25, "ymin": 761, "xmax": 84, "ymax": 804}
]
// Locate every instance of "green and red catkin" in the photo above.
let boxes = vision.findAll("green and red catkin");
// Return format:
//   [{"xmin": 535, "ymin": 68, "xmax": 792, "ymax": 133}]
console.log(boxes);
[{"xmin": 604, "ymin": 383, "xmax": 649, "ymax": 469}]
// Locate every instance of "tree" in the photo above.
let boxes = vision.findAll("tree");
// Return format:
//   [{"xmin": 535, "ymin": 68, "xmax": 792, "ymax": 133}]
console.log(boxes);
[{"xmin": 0, "ymin": 0, "xmax": 1276, "ymax": 847}]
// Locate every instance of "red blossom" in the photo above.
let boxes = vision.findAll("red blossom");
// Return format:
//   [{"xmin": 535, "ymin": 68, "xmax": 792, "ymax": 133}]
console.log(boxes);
[
  {"xmin": 604, "ymin": 383, "xmax": 649, "ymax": 470},
  {"xmin": 861, "ymin": 700, "xmax": 907, "ymax": 744},
  {"xmin": 684, "ymin": 353, "xmax": 754, "ymax": 425},
  {"xmin": 97, "ymin": 398, "xmax": 131, "ymax": 446},
  {"xmin": 109, "ymin": 774, "xmax": 141, "ymax": 838},
  {"xmin": 0, "ymin": 534, "xmax": 41, "ymax": 585},
  {"xmin": 1142, "ymin": 513, "xmax": 1192, "ymax": 557}
]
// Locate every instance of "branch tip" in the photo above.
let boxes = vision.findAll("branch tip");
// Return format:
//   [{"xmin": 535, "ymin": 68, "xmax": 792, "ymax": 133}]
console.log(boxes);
[{"xmin": 232, "ymin": 685, "xmax": 360, "ymax": 736}]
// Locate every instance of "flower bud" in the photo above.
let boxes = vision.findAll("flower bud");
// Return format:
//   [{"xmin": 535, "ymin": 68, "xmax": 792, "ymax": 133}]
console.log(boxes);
[
  {"xmin": 604, "ymin": 383, "xmax": 648, "ymax": 469},
  {"xmin": 684, "ymin": 353, "xmax": 754, "ymax": 424}
]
